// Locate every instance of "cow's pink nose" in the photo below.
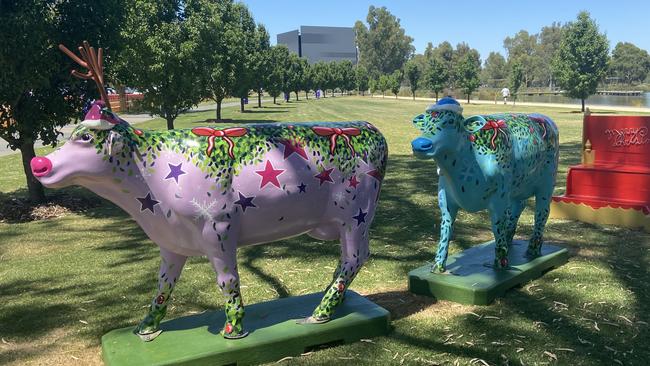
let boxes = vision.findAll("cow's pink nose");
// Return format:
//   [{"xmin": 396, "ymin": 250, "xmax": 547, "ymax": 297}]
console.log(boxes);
[{"xmin": 30, "ymin": 157, "xmax": 52, "ymax": 177}]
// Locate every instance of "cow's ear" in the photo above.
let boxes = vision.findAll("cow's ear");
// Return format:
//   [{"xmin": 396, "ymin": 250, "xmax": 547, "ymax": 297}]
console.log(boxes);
[{"xmin": 463, "ymin": 115, "xmax": 487, "ymax": 133}]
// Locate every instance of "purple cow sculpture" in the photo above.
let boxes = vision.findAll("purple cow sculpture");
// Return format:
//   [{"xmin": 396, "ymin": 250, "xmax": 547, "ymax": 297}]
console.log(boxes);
[{"xmin": 30, "ymin": 99, "xmax": 388, "ymax": 340}]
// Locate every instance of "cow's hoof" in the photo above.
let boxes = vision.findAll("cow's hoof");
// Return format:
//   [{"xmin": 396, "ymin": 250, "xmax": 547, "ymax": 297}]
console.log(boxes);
[
  {"xmin": 494, "ymin": 257, "xmax": 509, "ymax": 269},
  {"xmin": 297, "ymin": 315, "xmax": 331, "ymax": 324},
  {"xmin": 136, "ymin": 329, "xmax": 162, "ymax": 342},
  {"xmin": 223, "ymin": 331, "xmax": 249, "ymax": 339}
]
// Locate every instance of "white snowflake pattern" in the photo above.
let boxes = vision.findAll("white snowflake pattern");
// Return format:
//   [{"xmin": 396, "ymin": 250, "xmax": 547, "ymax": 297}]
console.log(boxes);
[{"xmin": 190, "ymin": 198, "xmax": 218, "ymax": 222}]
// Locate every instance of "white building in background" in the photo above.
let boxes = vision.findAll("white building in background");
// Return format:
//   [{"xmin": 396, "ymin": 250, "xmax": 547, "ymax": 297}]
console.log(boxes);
[{"xmin": 277, "ymin": 26, "xmax": 357, "ymax": 64}]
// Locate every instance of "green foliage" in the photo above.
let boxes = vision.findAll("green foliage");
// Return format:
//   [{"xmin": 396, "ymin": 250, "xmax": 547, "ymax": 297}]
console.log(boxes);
[
  {"xmin": 231, "ymin": 4, "xmax": 258, "ymax": 111},
  {"xmin": 355, "ymin": 65, "xmax": 370, "ymax": 95},
  {"xmin": 0, "ymin": 0, "xmax": 125, "ymax": 202},
  {"xmin": 118, "ymin": 0, "xmax": 205, "ymax": 128},
  {"xmin": 455, "ymin": 53, "xmax": 481, "ymax": 103},
  {"xmin": 285, "ymin": 54, "xmax": 308, "ymax": 100},
  {"xmin": 388, "ymin": 71, "xmax": 402, "ymax": 98},
  {"xmin": 552, "ymin": 12, "xmax": 609, "ymax": 111},
  {"xmin": 509, "ymin": 62, "xmax": 524, "ymax": 100},
  {"xmin": 338, "ymin": 60, "xmax": 356, "ymax": 94},
  {"xmin": 481, "ymin": 52, "xmax": 508, "ymax": 87},
  {"xmin": 354, "ymin": 6, "xmax": 414, "ymax": 78},
  {"xmin": 424, "ymin": 57, "xmax": 449, "ymax": 101},
  {"xmin": 404, "ymin": 60, "xmax": 421, "ymax": 99},
  {"xmin": 610, "ymin": 42, "xmax": 650, "ymax": 85},
  {"xmin": 251, "ymin": 24, "xmax": 272, "ymax": 106},
  {"xmin": 377, "ymin": 74, "xmax": 390, "ymax": 97},
  {"xmin": 503, "ymin": 30, "xmax": 537, "ymax": 87},
  {"xmin": 266, "ymin": 45, "xmax": 290, "ymax": 103}
]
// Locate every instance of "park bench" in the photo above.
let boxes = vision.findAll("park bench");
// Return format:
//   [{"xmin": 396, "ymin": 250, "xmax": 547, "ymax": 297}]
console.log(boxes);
[{"xmin": 551, "ymin": 112, "xmax": 650, "ymax": 232}]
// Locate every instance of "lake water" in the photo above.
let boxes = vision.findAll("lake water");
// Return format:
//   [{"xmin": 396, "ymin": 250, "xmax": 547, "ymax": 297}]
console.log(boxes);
[{"xmin": 516, "ymin": 92, "xmax": 650, "ymax": 108}]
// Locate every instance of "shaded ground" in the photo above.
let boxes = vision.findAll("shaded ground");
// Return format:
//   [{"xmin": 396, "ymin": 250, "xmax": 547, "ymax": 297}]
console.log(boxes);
[{"xmin": 0, "ymin": 97, "xmax": 649, "ymax": 365}]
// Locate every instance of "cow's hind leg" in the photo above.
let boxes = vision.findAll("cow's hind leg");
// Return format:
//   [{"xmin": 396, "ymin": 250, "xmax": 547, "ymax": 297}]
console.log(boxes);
[
  {"xmin": 209, "ymin": 249, "xmax": 247, "ymax": 339},
  {"xmin": 528, "ymin": 189, "xmax": 552, "ymax": 257},
  {"xmin": 433, "ymin": 181, "xmax": 459, "ymax": 273},
  {"xmin": 304, "ymin": 225, "xmax": 370, "ymax": 323},
  {"xmin": 136, "ymin": 248, "xmax": 187, "ymax": 341},
  {"xmin": 506, "ymin": 200, "xmax": 526, "ymax": 246}
]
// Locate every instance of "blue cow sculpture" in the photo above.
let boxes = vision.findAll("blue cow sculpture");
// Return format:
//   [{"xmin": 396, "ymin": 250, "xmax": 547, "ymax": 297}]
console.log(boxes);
[{"xmin": 411, "ymin": 98, "xmax": 559, "ymax": 272}]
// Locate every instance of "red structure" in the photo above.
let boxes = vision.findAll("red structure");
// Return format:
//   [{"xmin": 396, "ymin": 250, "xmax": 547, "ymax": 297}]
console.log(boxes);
[{"xmin": 551, "ymin": 114, "xmax": 650, "ymax": 232}]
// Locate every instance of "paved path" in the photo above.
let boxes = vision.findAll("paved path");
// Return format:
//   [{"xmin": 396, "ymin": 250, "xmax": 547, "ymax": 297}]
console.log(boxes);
[
  {"xmin": 371, "ymin": 95, "xmax": 650, "ymax": 114},
  {"xmin": 0, "ymin": 99, "xmax": 271, "ymax": 157}
]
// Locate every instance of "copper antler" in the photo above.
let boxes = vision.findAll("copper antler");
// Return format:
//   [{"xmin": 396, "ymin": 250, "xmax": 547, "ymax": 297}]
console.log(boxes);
[{"xmin": 58, "ymin": 41, "xmax": 110, "ymax": 110}]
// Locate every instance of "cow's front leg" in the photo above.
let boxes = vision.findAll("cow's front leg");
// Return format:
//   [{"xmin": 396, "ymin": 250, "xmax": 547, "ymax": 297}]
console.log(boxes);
[
  {"xmin": 506, "ymin": 200, "xmax": 526, "ymax": 245},
  {"xmin": 209, "ymin": 244, "xmax": 247, "ymax": 339},
  {"xmin": 136, "ymin": 248, "xmax": 187, "ymax": 341},
  {"xmin": 528, "ymin": 190, "xmax": 552, "ymax": 257},
  {"xmin": 433, "ymin": 181, "xmax": 458, "ymax": 273},
  {"xmin": 489, "ymin": 202, "xmax": 512, "ymax": 269}
]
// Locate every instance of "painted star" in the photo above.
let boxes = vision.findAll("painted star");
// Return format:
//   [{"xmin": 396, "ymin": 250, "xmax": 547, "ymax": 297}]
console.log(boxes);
[
  {"xmin": 137, "ymin": 192, "xmax": 160, "ymax": 213},
  {"xmin": 234, "ymin": 192, "xmax": 256, "ymax": 212},
  {"xmin": 298, "ymin": 182, "xmax": 307, "ymax": 193},
  {"xmin": 255, "ymin": 160, "xmax": 284, "ymax": 189},
  {"xmin": 280, "ymin": 139, "xmax": 308, "ymax": 160},
  {"xmin": 352, "ymin": 208, "xmax": 368, "ymax": 226},
  {"xmin": 348, "ymin": 175, "xmax": 360, "ymax": 188},
  {"xmin": 366, "ymin": 169, "xmax": 383, "ymax": 181},
  {"xmin": 314, "ymin": 167, "xmax": 334, "ymax": 186},
  {"xmin": 165, "ymin": 162, "xmax": 186, "ymax": 183}
]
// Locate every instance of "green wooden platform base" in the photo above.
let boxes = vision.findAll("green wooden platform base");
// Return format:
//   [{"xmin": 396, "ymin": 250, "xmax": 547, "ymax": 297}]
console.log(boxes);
[
  {"xmin": 408, "ymin": 240, "xmax": 569, "ymax": 305},
  {"xmin": 102, "ymin": 291, "xmax": 390, "ymax": 366}
]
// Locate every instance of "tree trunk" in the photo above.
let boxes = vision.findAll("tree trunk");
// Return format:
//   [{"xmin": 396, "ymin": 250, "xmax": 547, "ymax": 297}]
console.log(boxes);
[
  {"xmin": 257, "ymin": 90, "xmax": 262, "ymax": 108},
  {"xmin": 305, "ymin": 90, "xmax": 309, "ymax": 100},
  {"xmin": 216, "ymin": 98, "xmax": 222, "ymax": 120},
  {"xmin": 21, "ymin": 139, "xmax": 45, "ymax": 204},
  {"xmin": 240, "ymin": 98, "xmax": 245, "ymax": 113},
  {"xmin": 467, "ymin": 93, "xmax": 470, "ymax": 104},
  {"xmin": 273, "ymin": 96, "xmax": 277, "ymax": 104},
  {"xmin": 412, "ymin": 91, "xmax": 415, "ymax": 100},
  {"xmin": 117, "ymin": 85, "xmax": 127, "ymax": 112},
  {"xmin": 165, "ymin": 115, "xmax": 174, "ymax": 130},
  {"xmin": 295, "ymin": 91, "xmax": 299, "ymax": 101},
  {"xmin": 581, "ymin": 98, "xmax": 585, "ymax": 112},
  {"xmin": 435, "ymin": 91, "xmax": 439, "ymax": 102}
]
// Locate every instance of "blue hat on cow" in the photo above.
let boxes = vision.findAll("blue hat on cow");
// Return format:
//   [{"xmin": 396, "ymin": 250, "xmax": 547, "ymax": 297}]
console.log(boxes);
[{"xmin": 426, "ymin": 97, "xmax": 463, "ymax": 114}]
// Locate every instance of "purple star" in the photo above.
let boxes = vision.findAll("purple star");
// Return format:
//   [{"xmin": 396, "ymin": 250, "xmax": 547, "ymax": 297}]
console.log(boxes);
[
  {"xmin": 352, "ymin": 208, "xmax": 367, "ymax": 226},
  {"xmin": 298, "ymin": 182, "xmax": 307, "ymax": 193},
  {"xmin": 165, "ymin": 163, "xmax": 186, "ymax": 183},
  {"xmin": 234, "ymin": 192, "xmax": 256, "ymax": 212},
  {"xmin": 137, "ymin": 192, "xmax": 160, "ymax": 213}
]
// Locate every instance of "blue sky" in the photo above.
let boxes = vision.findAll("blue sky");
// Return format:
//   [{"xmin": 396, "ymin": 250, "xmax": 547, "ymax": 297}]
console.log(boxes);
[{"xmin": 242, "ymin": 0, "xmax": 650, "ymax": 61}]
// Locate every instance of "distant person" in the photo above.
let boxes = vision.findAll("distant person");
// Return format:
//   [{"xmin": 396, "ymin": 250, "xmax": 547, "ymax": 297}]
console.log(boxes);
[
  {"xmin": 316, "ymin": 89, "xmax": 321, "ymax": 99},
  {"xmin": 501, "ymin": 87, "xmax": 510, "ymax": 104}
]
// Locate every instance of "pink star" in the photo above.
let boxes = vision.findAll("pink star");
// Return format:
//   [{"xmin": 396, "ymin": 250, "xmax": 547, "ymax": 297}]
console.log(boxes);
[
  {"xmin": 256, "ymin": 160, "xmax": 284, "ymax": 189},
  {"xmin": 366, "ymin": 169, "xmax": 383, "ymax": 181},
  {"xmin": 280, "ymin": 139, "xmax": 308, "ymax": 160},
  {"xmin": 348, "ymin": 175, "xmax": 360, "ymax": 188},
  {"xmin": 314, "ymin": 167, "xmax": 334, "ymax": 186}
]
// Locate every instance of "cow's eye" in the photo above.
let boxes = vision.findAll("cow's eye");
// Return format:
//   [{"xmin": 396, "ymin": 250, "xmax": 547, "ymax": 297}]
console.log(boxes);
[{"xmin": 80, "ymin": 133, "xmax": 93, "ymax": 142}]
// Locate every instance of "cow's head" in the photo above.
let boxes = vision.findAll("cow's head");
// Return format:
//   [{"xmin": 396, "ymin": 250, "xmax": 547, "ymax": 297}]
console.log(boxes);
[
  {"xmin": 411, "ymin": 97, "xmax": 487, "ymax": 159},
  {"xmin": 30, "ymin": 101, "xmax": 138, "ymax": 188}
]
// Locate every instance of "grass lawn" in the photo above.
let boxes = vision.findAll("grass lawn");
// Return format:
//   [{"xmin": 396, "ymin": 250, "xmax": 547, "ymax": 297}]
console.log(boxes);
[{"xmin": 1, "ymin": 96, "xmax": 649, "ymax": 365}]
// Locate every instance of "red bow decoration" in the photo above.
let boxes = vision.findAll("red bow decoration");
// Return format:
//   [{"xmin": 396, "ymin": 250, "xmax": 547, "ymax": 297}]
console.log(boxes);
[
  {"xmin": 312, "ymin": 126, "xmax": 361, "ymax": 156},
  {"xmin": 481, "ymin": 119, "xmax": 509, "ymax": 149},
  {"xmin": 191, "ymin": 127, "xmax": 248, "ymax": 158},
  {"xmin": 528, "ymin": 117, "xmax": 548, "ymax": 138}
]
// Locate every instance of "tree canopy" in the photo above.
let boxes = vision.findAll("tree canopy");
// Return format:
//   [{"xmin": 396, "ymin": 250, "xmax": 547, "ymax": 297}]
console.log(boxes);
[
  {"xmin": 552, "ymin": 11, "xmax": 609, "ymax": 111},
  {"xmin": 610, "ymin": 42, "xmax": 650, "ymax": 85},
  {"xmin": 354, "ymin": 6, "xmax": 414, "ymax": 78}
]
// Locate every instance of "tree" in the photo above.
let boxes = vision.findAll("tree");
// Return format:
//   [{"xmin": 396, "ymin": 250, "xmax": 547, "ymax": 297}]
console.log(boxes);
[
  {"xmin": 251, "ymin": 24, "xmax": 271, "ymax": 108},
  {"xmin": 509, "ymin": 62, "xmax": 524, "ymax": 105},
  {"xmin": 339, "ymin": 60, "xmax": 356, "ymax": 95},
  {"xmin": 389, "ymin": 71, "xmax": 402, "ymax": 98},
  {"xmin": 455, "ymin": 53, "xmax": 481, "ymax": 103},
  {"xmin": 118, "ymin": 0, "xmax": 205, "ymax": 129},
  {"xmin": 266, "ymin": 45, "xmax": 290, "ymax": 104},
  {"xmin": 354, "ymin": 6, "xmax": 414, "ymax": 77},
  {"xmin": 504, "ymin": 30, "xmax": 538, "ymax": 87},
  {"xmin": 355, "ymin": 65, "xmax": 370, "ymax": 95},
  {"xmin": 311, "ymin": 61, "xmax": 329, "ymax": 97},
  {"xmin": 0, "ymin": 0, "xmax": 125, "ymax": 203},
  {"xmin": 230, "ymin": 3, "xmax": 257, "ymax": 113},
  {"xmin": 424, "ymin": 56, "xmax": 449, "ymax": 101},
  {"xmin": 286, "ymin": 54, "xmax": 307, "ymax": 101},
  {"xmin": 552, "ymin": 11, "xmax": 609, "ymax": 112},
  {"xmin": 325, "ymin": 61, "xmax": 340, "ymax": 96},
  {"xmin": 377, "ymin": 74, "xmax": 390, "ymax": 97},
  {"xmin": 536, "ymin": 23, "xmax": 564, "ymax": 88},
  {"xmin": 481, "ymin": 52, "xmax": 508, "ymax": 87},
  {"xmin": 452, "ymin": 43, "xmax": 481, "ymax": 88},
  {"xmin": 368, "ymin": 77, "xmax": 378, "ymax": 96},
  {"xmin": 610, "ymin": 42, "xmax": 650, "ymax": 85},
  {"xmin": 302, "ymin": 62, "xmax": 314, "ymax": 100},
  {"xmin": 404, "ymin": 59, "xmax": 421, "ymax": 100}
]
